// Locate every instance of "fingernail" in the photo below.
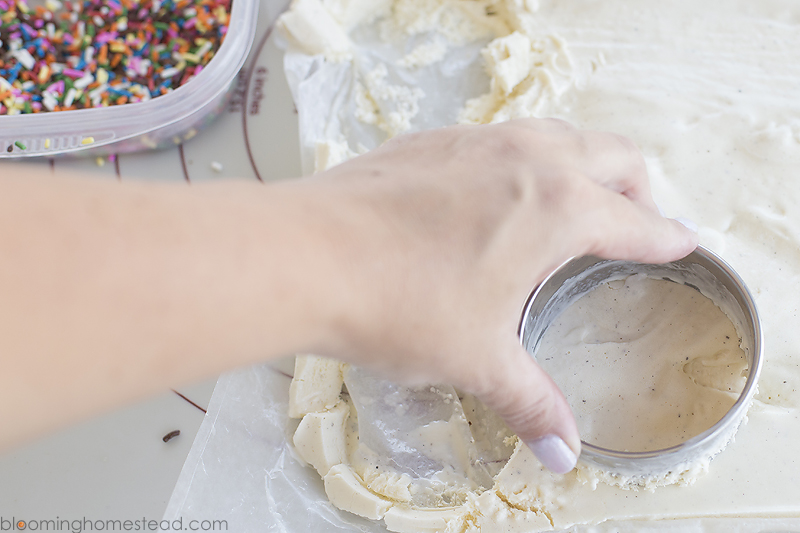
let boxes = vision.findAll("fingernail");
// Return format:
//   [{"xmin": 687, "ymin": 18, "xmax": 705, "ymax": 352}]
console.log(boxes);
[
  {"xmin": 674, "ymin": 217, "xmax": 699, "ymax": 233},
  {"xmin": 655, "ymin": 202, "xmax": 666, "ymax": 217},
  {"xmin": 526, "ymin": 435, "xmax": 578, "ymax": 474}
]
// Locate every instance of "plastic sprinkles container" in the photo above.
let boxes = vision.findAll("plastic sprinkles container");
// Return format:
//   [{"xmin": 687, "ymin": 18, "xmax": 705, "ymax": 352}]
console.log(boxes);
[{"xmin": 0, "ymin": 0, "xmax": 258, "ymax": 157}]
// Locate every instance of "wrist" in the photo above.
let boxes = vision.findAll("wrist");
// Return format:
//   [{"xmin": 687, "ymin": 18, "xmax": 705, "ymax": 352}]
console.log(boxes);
[{"xmin": 246, "ymin": 177, "xmax": 389, "ymax": 363}]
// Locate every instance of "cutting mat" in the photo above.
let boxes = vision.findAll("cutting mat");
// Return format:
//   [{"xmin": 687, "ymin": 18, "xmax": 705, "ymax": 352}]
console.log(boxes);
[{"xmin": 0, "ymin": 0, "xmax": 301, "ymax": 521}]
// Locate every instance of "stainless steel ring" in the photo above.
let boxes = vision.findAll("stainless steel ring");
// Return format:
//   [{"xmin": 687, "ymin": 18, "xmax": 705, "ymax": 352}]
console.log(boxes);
[{"xmin": 518, "ymin": 245, "xmax": 763, "ymax": 481}]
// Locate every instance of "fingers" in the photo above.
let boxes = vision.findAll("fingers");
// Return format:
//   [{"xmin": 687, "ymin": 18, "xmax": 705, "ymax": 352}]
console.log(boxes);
[
  {"xmin": 514, "ymin": 117, "xmax": 576, "ymax": 134},
  {"xmin": 510, "ymin": 118, "xmax": 660, "ymax": 214},
  {"xmin": 575, "ymin": 131, "xmax": 660, "ymax": 212},
  {"xmin": 504, "ymin": 118, "xmax": 695, "ymax": 264},
  {"xmin": 476, "ymin": 341, "xmax": 581, "ymax": 474},
  {"xmin": 585, "ymin": 186, "xmax": 699, "ymax": 264}
]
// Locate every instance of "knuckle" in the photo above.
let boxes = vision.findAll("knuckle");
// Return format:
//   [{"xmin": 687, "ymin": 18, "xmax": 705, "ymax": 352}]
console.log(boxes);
[
  {"xmin": 537, "ymin": 166, "xmax": 587, "ymax": 212},
  {"xmin": 571, "ymin": 131, "xmax": 591, "ymax": 158},
  {"xmin": 494, "ymin": 384, "xmax": 557, "ymax": 439},
  {"xmin": 610, "ymin": 133, "xmax": 648, "ymax": 170},
  {"xmin": 516, "ymin": 117, "xmax": 576, "ymax": 133},
  {"xmin": 539, "ymin": 117, "xmax": 576, "ymax": 132},
  {"xmin": 610, "ymin": 132, "xmax": 639, "ymax": 153},
  {"xmin": 463, "ymin": 127, "xmax": 540, "ymax": 184},
  {"xmin": 386, "ymin": 129, "xmax": 426, "ymax": 148},
  {"xmin": 488, "ymin": 127, "xmax": 537, "ymax": 161},
  {"xmin": 477, "ymin": 359, "xmax": 559, "ymax": 439}
]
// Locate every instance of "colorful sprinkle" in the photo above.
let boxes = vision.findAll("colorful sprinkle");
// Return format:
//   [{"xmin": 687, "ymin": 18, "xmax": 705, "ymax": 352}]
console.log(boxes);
[
  {"xmin": 14, "ymin": 140, "xmax": 26, "ymax": 149},
  {"xmin": 80, "ymin": 136, "xmax": 94, "ymax": 144},
  {"xmin": 0, "ymin": 0, "xmax": 231, "ymax": 115}
]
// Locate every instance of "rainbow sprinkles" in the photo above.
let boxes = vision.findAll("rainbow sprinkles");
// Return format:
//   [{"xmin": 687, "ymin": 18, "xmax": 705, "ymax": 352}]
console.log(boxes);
[{"xmin": 0, "ymin": 0, "xmax": 231, "ymax": 115}]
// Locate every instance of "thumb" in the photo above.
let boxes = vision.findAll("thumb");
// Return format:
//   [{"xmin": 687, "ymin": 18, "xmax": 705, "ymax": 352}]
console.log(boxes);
[{"xmin": 476, "ymin": 342, "xmax": 581, "ymax": 474}]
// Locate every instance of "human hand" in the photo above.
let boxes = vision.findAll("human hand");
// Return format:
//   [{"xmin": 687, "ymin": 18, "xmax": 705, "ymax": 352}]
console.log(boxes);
[{"xmin": 306, "ymin": 118, "xmax": 698, "ymax": 474}]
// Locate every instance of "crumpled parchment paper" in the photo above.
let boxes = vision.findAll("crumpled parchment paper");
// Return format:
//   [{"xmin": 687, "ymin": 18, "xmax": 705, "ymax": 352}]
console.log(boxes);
[{"xmin": 159, "ymin": 359, "xmax": 390, "ymax": 532}]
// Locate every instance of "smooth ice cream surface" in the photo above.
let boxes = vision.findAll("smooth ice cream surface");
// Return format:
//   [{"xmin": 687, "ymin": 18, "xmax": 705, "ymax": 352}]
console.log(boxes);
[{"xmin": 537, "ymin": 275, "xmax": 748, "ymax": 453}]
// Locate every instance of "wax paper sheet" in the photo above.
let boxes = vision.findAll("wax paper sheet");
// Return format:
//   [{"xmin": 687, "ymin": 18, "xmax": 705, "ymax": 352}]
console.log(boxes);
[{"xmin": 161, "ymin": 10, "xmax": 800, "ymax": 533}]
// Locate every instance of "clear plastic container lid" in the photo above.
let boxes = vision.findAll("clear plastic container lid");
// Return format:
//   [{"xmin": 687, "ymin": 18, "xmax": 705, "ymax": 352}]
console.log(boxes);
[{"xmin": 0, "ymin": 0, "xmax": 258, "ymax": 157}]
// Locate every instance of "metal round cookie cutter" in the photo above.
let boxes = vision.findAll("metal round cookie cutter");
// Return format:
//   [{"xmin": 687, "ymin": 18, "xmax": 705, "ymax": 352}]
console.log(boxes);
[{"xmin": 519, "ymin": 245, "xmax": 763, "ymax": 483}]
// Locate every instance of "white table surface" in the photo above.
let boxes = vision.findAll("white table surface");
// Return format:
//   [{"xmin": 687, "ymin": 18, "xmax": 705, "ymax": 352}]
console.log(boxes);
[{"xmin": 0, "ymin": 0, "xmax": 301, "ymax": 521}]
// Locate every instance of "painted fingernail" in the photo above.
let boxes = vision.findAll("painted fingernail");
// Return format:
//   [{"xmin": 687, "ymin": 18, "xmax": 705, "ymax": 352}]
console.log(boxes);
[
  {"xmin": 674, "ymin": 217, "xmax": 699, "ymax": 233},
  {"xmin": 526, "ymin": 435, "xmax": 578, "ymax": 474}
]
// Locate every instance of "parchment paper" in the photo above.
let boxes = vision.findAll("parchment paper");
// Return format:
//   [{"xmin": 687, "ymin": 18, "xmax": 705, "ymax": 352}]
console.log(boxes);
[{"xmin": 160, "ymin": 359, "xmax": 392, "ymax": 532}]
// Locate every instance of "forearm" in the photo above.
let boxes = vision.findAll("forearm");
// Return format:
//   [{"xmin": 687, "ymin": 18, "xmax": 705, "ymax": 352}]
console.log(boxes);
[{"xmin": 0, "ymin": 168, "xmax": 347, "ymax": 449}]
